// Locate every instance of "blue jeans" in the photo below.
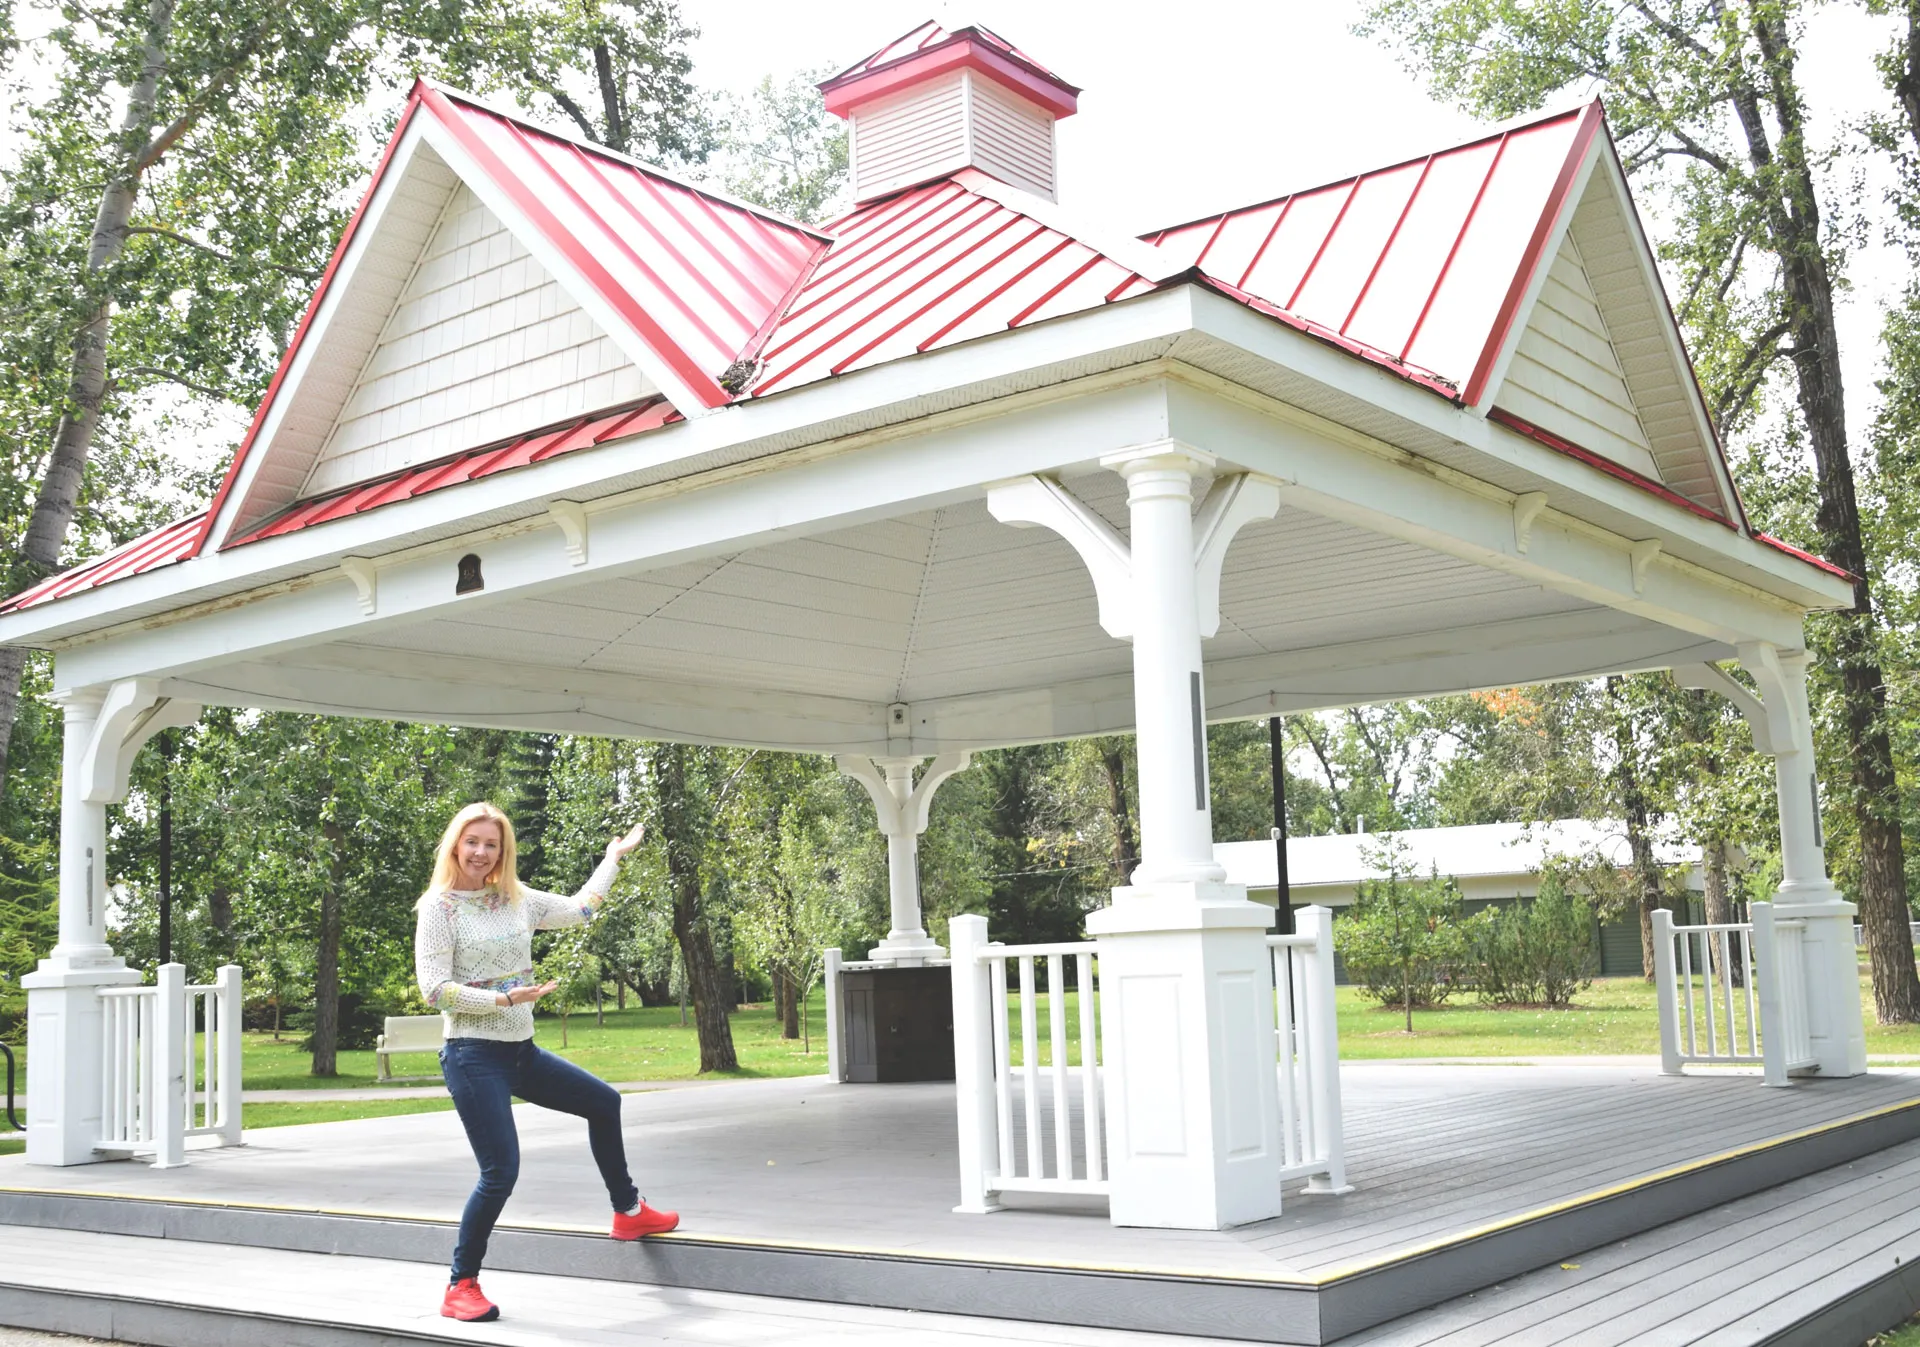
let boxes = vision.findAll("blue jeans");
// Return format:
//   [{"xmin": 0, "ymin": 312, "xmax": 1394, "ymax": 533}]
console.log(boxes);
[{"xmin": 440, "ymin": 1036, "xmax": 638, "ymax": 1280}]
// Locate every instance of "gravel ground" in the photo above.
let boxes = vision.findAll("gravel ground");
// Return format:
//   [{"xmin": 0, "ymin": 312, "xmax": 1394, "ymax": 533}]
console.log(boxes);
[{"xmin": 0, "ymin": 1331, "xmax": 114, "ymax": 1345}]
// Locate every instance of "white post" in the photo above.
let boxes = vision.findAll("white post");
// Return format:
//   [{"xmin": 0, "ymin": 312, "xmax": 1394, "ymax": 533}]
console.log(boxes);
[
  {"xmin": 949, "ymin": 915, "xmax": 1003, "ymax": 1213},
  {"xmin": 151, "ymin": 963, "xmax": 187, "ymax": 1168},
  {"xmin": 21, "ymin": 689, "xmax": 141, "ymax": 1166},
  {"xmin": 1298, "ymin": 906, "xmax": 1351, "ymax": 1194},
  {"xmin": 1085, "ymin": 443, "xmax": 1283, "ymax": 1231},
  {"xmin": 1750, "ymin": 903, "xmax": 1790, "ymax": 1087},
  {"xmin": 1739, "ymin": 643, "xmax": 1867, "ymax": 1078},
  {"xmin": 1652, "ymin": 908, "xmax": 1683, "ymax": 1075},
  {"xmin": 216, "ymin": 964, "xmax": 244, "ymax": 1144},
  {"xmin": 835, "ymin": 753, "xmax": 971, "ymax": 966},
  {"xmin": 823, "ymin": 948, "xmax": 844, "ymax": 1084}
]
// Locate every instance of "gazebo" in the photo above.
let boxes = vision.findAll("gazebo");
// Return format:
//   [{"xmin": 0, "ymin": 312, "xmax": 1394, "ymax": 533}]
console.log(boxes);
[{"xmin": 0, "ymin": 20, "xmax": 1866, "ymax": 1234}]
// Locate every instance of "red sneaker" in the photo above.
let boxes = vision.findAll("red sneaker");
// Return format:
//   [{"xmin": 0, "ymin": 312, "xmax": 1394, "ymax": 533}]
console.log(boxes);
[
  {"xmin": 611, "ymin": 1200, "xmax": 679, "ymax": 1239},
  {"xmin": 441, "ymin": 1277, "xmax": 499, "ymax": 1322}
]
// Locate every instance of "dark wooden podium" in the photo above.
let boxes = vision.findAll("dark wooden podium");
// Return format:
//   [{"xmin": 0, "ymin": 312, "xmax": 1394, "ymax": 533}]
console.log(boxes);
[{"xmin": 838, "ymin": 965, "xmax": 955, "ymax": 1083}]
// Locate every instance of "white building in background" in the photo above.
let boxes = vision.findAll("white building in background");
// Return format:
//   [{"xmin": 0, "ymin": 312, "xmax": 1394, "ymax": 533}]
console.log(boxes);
[{"xmin": 1216, "ymin": 820, "xmax": 1709, "ymax": 977}]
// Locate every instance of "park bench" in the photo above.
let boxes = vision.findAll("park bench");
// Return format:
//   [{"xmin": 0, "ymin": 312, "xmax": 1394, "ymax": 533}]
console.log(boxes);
[{"xmin": 375, "ymin": 1015, "xmax": 445, "ymax": 1084}]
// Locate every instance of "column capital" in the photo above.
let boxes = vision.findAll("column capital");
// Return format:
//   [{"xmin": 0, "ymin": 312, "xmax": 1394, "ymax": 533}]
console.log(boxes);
[
  {"xmin": 1100, "ymin": 439, "xmax": 1216, "ymax": 482},
  {"xmin": 48, "ymin": 685, "xmax": 108, "ymax": 716}
]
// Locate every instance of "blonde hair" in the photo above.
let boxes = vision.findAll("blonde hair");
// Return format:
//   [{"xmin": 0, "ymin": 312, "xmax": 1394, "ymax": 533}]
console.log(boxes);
[{"xmin": 421, "ymin": 802, "xmax": 522, "ymax": 906}]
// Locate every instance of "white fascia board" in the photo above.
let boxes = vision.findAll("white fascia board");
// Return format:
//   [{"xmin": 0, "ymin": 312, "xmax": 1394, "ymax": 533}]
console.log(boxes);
[
  {"xmin": 1162, "ymin": 378, "xmax": 1808, "ymax": 650},
  {"xmin": 0, "ymin": 286, "xmax": 1195, "ymax": 654},
  {"xmin": 206, "ymin": 119, "xmax": 439, "ymax": 550},
  {"xmin": 410, "ymin": 113, "xmax": 715, "ymax": 419},
  {"xmin": 1181, "ymin": 286, "xmax": 1853, "ymax": 611},
  {"xmin": 1468, "ymin": 136, "xmax": 1601, "ymax": 416},
  {"xmin": 49, "ymin": 378, "xmax": 1175, "ymax": 691}
]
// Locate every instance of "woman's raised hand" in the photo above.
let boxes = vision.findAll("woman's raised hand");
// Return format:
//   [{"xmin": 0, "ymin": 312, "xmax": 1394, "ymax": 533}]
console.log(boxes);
[
  {"xmin": 504, "ymin": 980, "xmax": 559, "ymax": 1007},
  {"xmin": 605, "ymin": 818, "xmax": 647, "ymax": 862}
]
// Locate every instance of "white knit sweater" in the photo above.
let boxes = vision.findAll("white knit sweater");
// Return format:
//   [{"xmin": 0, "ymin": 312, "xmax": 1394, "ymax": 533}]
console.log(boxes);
[{"xmin": 414, "ymin": 855, "xmax": 619, "ymax": 1041}]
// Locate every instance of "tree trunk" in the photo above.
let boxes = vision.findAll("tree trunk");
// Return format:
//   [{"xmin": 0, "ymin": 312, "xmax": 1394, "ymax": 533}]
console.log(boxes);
[
  {"xmin": 1731, "ymin": 24, "xmax": 1920, "ymax": 1022},
  {"xmin": 0, "ymin": 0, "xmax": 177, "ymax": 802},
  {"xmin": 617, "ymin": 979, "xmax": 626, "ymax": 1011},
  {"xmin": 1701, "ymin": 839, "xmax": 1743, "ymax": 987},
  {"xmin": 311, "ymin": 819, "xmax": 345, "ymax": 1076},
  {"xmin": 1096, "ymin": 739, "xmax": 1138, "ymax": 885},
  {"xmin": 1608, "ymin": 679, "xmax": 1666, "ymax": 979},
  {"xmin": 782, "ymin": 969, "xmax": 800, "ymax": 1040},
  {"xmin": 652, "ymin": 744, "xmax": 739, "ymax": 1072}
]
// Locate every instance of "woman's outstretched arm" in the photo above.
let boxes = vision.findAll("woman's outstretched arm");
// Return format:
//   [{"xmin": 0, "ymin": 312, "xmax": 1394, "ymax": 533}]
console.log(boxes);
[{"xmin": 524, "ymin": 819, "xmax": 648, "ymax": 930}]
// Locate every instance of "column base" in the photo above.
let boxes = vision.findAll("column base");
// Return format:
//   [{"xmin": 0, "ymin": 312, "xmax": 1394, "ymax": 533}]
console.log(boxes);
[
  {"xmin": 863, "ymin": 934, "xmax": 948, "ymax": 967},
  {"xmin": 1772, "ymin": 888, "xmax": 1867, "ymax": 1078},
  {"xmin": 1088, "ymin": 882, "xmax": 1283, "ymax": 1230},
  {"xmin": 20, "ymin": 956, "xmax": 142, "ymax": 1167}
]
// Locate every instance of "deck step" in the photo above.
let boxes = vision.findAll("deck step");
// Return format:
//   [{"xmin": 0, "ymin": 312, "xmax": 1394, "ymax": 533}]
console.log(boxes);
[
  {"xmin": 1334, "ymin": 1133, "xmax": 1920, "ymax": 1346},
  {"xmin": 0, "ymin": 1224, "xmax": 1221, "ymax": 1347}
]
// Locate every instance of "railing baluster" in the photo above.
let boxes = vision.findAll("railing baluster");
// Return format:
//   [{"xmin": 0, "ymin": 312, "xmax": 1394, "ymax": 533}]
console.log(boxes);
[
  {"xmin": 990, "ymin": 955, "xmax": 1013, "ymax": 1179},
  {"xmin": 1047, "ymin": 954, "xmax": 1071, "ymax": 1179},
  {"xmin": 1700, "ymin": 931, "xmax": 1720, "ymax": 1058},
  {"xmin": 1273, "ymin": 945, "xmax": 1300, "ymax": 1168},
  {"xmin": 1019, "ymin": 956, "xmax": 1042, "ymax": 1178},
  {"xmin": 1077, "ymin": 952, "xmax": 1101, "ymax": 1183},
  {"xmin": 1742, "ymin": 929, "xmax": 1758, "ymax": 1057},
  {"xmin": 1678, "ymin": 926, "xmax": 1698, "ymax": 1056}
]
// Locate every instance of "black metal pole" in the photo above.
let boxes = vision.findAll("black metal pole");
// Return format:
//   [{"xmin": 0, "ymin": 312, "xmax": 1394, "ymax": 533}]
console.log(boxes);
[
  {"xmin": 1, "ymin": 1040, "xmax": 19, "ymax": 1133},
  {"xmin": 1269, "ymin": 715, "xmax": 1294, "ymax": 934}
]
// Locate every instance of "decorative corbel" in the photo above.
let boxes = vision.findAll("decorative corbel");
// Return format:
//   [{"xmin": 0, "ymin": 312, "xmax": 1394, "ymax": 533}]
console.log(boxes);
[
  {"xmin": 986, "ymin": 475, "xmax": 1134, "ymax": 639},
  {"xmin": 548, "ymin": 500, "xmax": 589, "ymax": 566},
  {"xmin": 1674, "ymin": 663, "xmax": 1775, "ymax": 755},
  {"xmin": 79, "ymin": 678, "xmax": 162, "ymax": 804},
  {"xmin": 1192, "ymin": 473, "xmax": 1281, "ymax": 638},
  {"xmin": 1737, "ymin": 641, "xmax": 1814, "ymax": 758},
  {"xmin": 340, "ymin": 556, "xmax": 377, "ymax": 615},
  {"xmin": 1629, "ymin": 539, "xmax": 1662, "ymax": 595},
  {"xmin": 835, "ymin": 754, "xmax": 908, "ymax": 836},
  {"xmin": 907, "ymin": 752, "xmax": 972, "ymax": 834},
  {"xmin": 1512, "ymin": 492, "xmax": 1548, "ymax": 555}
]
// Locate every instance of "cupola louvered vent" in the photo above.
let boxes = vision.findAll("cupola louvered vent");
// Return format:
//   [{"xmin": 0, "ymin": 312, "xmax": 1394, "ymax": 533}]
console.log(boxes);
[{"xmin": 821, "ymin": 21, "xmax": 1079, "ymax": 204}]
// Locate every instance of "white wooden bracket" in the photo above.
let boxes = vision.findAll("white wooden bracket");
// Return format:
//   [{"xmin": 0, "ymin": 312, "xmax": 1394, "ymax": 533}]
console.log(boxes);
[
  {"xmin": 1193, "ymin": 473, "xmax": 1281, "ymax": 638},
  {"xmin": 340, "ymin": 557, "xmax": 377, "ymax": 615},
  {"xmin": 834, "ymin": 752, "xmax": 973, "ymax": 837},
  {"xmin": 548, "ymin": 500, "xmax": 589, "ymax": 566},
  {"xmin": 986, "ymin": 475, "xmax": 1135, "ymax": 639},
  {"xmin": 1674, "ymin": 663, "xmax": 1776, "ymax": 755},
  {"xmin": 76, "ymin": 679, "xmax": 200, "ymax": 804},
  {"xmin": 1737, "ymin": 641, "xmax": 1814, "ymax": 758},
  {"xmin": 1512, "ymin": 492, "xmax": 1548, "ymax": 555},
  {"xmin": 1629, "ymin": 539, "xmax": 1662, "ymax": 595}
]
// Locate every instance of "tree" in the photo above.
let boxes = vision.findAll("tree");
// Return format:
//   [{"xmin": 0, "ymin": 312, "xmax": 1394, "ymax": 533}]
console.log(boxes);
[
  {"xmin": 1334, "ymin": 833, "xmax": 1468, "ymax": 1030},
  {"xmin": 642, "ymin": 742, "xmax": 739, "ymax": 1072},
  {"xmin": 711, "ymin": 67, "xmax": 849, "ymax": 225},
  {"xmin": 1360, "ymin": 0, "xmax": 1920, "ymax": 1020}
]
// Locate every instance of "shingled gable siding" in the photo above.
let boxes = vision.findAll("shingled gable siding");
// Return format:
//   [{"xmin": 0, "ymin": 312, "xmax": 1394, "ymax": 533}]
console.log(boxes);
[
  {"xmin": 304, "ymin": 182, "xmax": 652, "ymax": 495},
  {"xmin": 1497, "ymin": 231, "xmax": 1663, "ymax": 482},
  {"xmin": 849, "ymin": 72, "xmax": 971, "ymax": 201}
]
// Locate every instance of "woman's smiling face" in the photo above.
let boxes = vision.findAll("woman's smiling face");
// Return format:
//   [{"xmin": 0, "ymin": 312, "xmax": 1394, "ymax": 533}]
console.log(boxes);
[{"xmin": 455, "ymin": 820, "xmax": 503, "ymax": 888}]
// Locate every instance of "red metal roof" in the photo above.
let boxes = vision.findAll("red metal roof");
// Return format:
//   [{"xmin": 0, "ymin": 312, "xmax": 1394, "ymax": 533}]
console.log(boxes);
[
  {"xmin": 231, "ymin": 398, "xmax": 679, "ymax": 546},
  {"xmin": 750, "ymin": 171, "xmax": 1147, "ymax": 395},
  {"xmin": 821, "ymin": 21, "xmax": 1078, "ymax": 118},
  {"xmin": 1134, "ymin": 104, "xmax": 1602, "ymax": 405},
  {"xmin": 0, "ymin": 512, "xmax": 205, "ymax": 615}
]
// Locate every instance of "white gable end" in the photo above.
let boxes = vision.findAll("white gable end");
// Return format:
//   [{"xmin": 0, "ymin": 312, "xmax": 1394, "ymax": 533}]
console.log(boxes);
[
  {"xmin": 305, "ymin": 183, "xmax": 653, "ymax": 495},
  {"xmin": 1496, "ymin": 232, "xmax": 1662, "ymax": 481}
]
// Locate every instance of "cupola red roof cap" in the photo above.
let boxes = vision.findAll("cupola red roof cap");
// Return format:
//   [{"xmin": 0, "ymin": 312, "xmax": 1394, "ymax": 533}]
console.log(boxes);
[{"xmin": 820, "ymin": 19, "xmax": 1080, "ymax": 120}]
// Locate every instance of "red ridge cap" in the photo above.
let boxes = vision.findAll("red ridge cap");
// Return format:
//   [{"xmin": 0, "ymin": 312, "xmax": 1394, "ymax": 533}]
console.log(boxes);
[{"xmin": 821, "ymin": 31, "xmax": 1079, "ymax": 120}]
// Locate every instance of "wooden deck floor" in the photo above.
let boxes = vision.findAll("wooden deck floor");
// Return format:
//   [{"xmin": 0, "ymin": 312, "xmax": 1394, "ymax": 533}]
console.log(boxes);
[{"xmin": 5, "ymin": 1061, "xmax": 1918, "ymax": 1282}]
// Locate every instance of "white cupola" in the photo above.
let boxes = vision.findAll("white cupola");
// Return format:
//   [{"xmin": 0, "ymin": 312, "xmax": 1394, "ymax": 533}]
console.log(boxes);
[{"xmin": 820, "ymin": 21, "xmax": 1081, "ymax": 204}]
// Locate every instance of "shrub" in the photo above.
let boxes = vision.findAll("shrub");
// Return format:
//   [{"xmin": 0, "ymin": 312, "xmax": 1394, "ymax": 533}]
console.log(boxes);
[
  {"xmin": 1463, "ymin": 873, "xmax": 1597, "ymax": 1009},
  {"xmin": 1334, "ymin": 837, "xmax": 1468, "ymax": 1030}
]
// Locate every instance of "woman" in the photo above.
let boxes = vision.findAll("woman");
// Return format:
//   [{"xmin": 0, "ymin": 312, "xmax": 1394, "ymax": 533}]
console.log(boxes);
[{"xmin": 415, "ymin": 801, "xmax": 675, "ymax": 1323}]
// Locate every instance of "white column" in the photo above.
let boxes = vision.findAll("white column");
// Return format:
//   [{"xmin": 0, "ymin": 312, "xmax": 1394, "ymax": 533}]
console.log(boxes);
[
  {"xmin": 1739, "ymin": 643, "xmax": 1867, "ymax": 1079},
  {"xmin": 835, "ymin": 753, "xmax": 970, "ymax": 966},
  {"xmin": 21, "ymin": 688, "xmax": 141, "ymax": 1166},
  {"xmin": 1086, "ymin": 443, "xmax": 1283, "ymax": 1230}
]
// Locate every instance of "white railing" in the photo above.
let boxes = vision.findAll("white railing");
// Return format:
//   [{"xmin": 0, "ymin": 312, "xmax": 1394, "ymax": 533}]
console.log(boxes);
[
  {"xmin": 949, "ymin": 915, "xmax": 1104, "ymax": 1213},
  {"xmin": 1655, "ymin": 905, "xmax": 1814, "ymax": 1087},
  {"xmin": 1268, "ymin": 906, "xmax": 1351, "ymax": 1194},
  {"xmin": 1855, "ymin": 920, "xmax": 1920, "ymax": 947},
  {"xmin": 98, "ymin": 963, "xmax": 242, "ymax": 1165}
]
